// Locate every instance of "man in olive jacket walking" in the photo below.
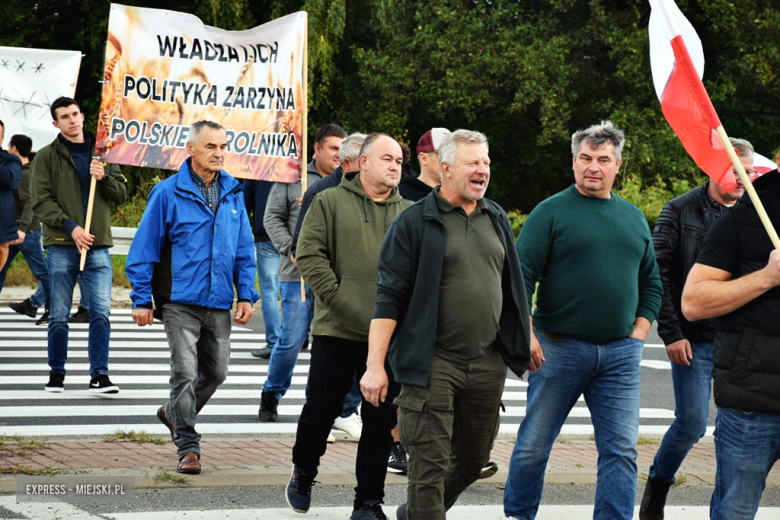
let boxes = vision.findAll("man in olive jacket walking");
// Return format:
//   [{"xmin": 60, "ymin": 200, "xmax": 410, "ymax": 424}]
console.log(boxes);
[
  {"xmin": 363, "ymin": 130, "xmax": 530, "ymax": 520},
  {"xmin": 31, "ymin": 97, "xmax": 127, "ymax": 393},
  {"xmin": 286, "ymin": 134, "xmax": 411, "ymax": 520}
]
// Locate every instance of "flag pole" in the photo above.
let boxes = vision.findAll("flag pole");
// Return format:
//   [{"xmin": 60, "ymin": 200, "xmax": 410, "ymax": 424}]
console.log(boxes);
[
  {"xmin": 300, "ymin": 13, "xmax": 309, "ymax": 302},
  {"xmin": 79, "ymin": 174, "xmax": 97, "ymax": 271},
  {"xmin": 657, "ymin": 0, "xmax": 780, "ymax": 249}
]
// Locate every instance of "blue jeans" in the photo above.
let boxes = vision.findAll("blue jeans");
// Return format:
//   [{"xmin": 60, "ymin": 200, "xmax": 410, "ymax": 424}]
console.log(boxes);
[
  {"xmin": 504, "ymin": 330, "xmax": 643, "ymax": 520},
  {"xmin": 47, "ymin": 246, "xmax": 112, "ymax": 377},
  {"xmin": 710, "ymin": 406, "xmax": 780, "ymax": 520},
  {"xmin": 256, "ymin": 241, "xmax": 280, "ymax": 349},
  {"xmin": 262, "ymin": 281, "xmax": 313, "ymax": 400},
  {"xmin": 650, "ymin": 341, "xmax": 713, "ymax": 483},
  {"xmin": 341, "ymin": 374, "xmax": 362, "ymax": 418},
  {"xmin": 0, "ymin": 229, "xmax": 51, "ymax": 309}
]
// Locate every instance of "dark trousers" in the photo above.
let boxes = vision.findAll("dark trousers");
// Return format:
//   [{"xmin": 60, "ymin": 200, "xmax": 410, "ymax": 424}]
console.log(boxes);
[
  {"xmin": 292, "ymin": 335, "xmax": 400, "ymax": 509},
  {"xmin": 398, "ymin": 347, "xmax": 506, "ymax": 520}
]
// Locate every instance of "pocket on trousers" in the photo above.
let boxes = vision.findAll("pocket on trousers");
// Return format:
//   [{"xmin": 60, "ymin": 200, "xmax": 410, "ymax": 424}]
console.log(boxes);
[{"xmin": 395, "ymin": 393, "xmax": 430, "ymax": 449}]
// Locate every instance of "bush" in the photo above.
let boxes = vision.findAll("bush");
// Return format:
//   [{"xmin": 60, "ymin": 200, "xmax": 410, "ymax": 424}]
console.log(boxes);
[{"xmin": 615, "ymin": 173, "xmax": 702, "ymax": 230}]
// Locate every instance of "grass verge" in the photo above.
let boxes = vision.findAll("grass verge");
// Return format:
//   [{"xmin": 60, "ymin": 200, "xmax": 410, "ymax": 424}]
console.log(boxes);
[
  {"xmin": 104, "ymin": 430, "xmax": 167, "ymax": 445},
  {"xmin": 154, "ymin": 470, "xmax": 189, "ymax": 485}
]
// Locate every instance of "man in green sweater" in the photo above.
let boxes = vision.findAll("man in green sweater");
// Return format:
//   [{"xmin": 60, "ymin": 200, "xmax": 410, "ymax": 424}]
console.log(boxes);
[
  {"xmin": 504, "ymin": 121, "xmax": 662, "ymax": 520},
  {"xmin": 287, "ymin": 133, "xmax": 411, "ymax": 520}
]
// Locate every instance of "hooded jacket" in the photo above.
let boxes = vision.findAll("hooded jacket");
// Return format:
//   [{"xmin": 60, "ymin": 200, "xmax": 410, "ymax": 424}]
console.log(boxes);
[
  {"xmin": 30, "ymin": 134, "xmax": 127, "ymax": 248},
  {"xmin": 296, "ymin": 173, "xmax": 412, "ymax": 342},
  {"xmin": 0, "ymin": 152, "xmax": 22, "ymax": 243},
  {"xmin": 125, "ymin": 159, "xmax": 259, "ymax": 314}
]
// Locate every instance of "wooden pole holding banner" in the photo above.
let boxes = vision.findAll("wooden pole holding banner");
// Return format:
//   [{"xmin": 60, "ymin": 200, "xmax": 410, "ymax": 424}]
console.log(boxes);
[
  {"xmin": 79, "ymin": 172, "xmax": 98, "ymax": 271},
  {"xmin": 300, "ymin": 13, "xmax": 309, "ymax": 302},
  {"xmin": 714, "ymin": 126, "xmax": 780, "ymax": 248}
]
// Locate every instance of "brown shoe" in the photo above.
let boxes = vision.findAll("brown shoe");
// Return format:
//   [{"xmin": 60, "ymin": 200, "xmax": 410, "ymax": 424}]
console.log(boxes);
[
  {"xmin": 157, "ymin": 406, "xmax": 175, "ymax": 441},
  {"xmin": 177, "ymin": 452, "xmax": 201, "ymax": 474}
]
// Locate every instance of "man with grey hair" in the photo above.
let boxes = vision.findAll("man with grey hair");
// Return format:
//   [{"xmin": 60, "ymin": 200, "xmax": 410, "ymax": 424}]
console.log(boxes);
[
  {"xmin": 639, "ymin": 137, "xmax": 755, "ymax": 519},
  {"xmin": 362, "ymin": 129, "xmax": 530, "ymax": 519},
  {"xmin": 504, "ymin": 121, "xmax": 663, "ymax": 520},
  {"xmin": 126, "ymin": 120, "xmax": 258, "ymax": 474}
]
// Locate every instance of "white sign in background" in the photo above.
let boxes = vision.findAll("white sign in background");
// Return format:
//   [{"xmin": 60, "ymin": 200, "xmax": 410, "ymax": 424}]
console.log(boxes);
[{"xmin": 0, "ymin": 46, "xmax": 81, "ymax": 151}]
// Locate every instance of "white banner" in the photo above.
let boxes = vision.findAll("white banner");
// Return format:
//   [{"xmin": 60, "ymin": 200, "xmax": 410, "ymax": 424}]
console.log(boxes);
[{"xmin": 0, "ymin": 46, "xmax": 82, "ymax": 151}]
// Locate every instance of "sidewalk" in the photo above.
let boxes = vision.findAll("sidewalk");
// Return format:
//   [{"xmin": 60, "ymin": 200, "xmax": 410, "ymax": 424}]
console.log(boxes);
[{"xmin": 4, "ymin": 435, "xmax": 777, "ymax": 493}]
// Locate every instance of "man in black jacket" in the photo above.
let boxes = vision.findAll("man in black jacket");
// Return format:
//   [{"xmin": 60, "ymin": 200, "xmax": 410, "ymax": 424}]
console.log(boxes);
[
  {"xmin": 362, "ymin": 130, "xmax": 530, "ymax": 520},
  {"xmin": 640, "ymin": 138, "xmax": 755, "ymax": 519},
  {"xmin": 682, "ymin": 165, "xmax": 780, "ymax": 520}
]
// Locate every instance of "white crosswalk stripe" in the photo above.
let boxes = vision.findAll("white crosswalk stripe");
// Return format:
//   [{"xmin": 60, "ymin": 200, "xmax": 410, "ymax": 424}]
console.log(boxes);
[{"xmin": 0, "ymin": 306, "xmax": 688, "ymax": 438}]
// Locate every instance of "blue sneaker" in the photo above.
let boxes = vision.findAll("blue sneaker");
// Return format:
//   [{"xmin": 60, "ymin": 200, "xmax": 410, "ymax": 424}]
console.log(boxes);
[
  {"xmin": 351, "ymin": 501, "xmax": 388, "ymax": 520},
  {"xmin": 286, "ymin": 465, "xmax": 318, "ymax": 513}
]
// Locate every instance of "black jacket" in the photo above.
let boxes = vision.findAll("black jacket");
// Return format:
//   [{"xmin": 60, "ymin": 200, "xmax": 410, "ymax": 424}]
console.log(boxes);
[
  {"xmin": 243, "ymin": 178, "xmax": 275, "ymax": 242},
  {"xmin": 0, "ymin": 152, "xmax": 22, "ymax": 244},
  {"xmin": 373, "ymin": 191, "xmax": 531, "ymax": 387},
  {"xmin": 652, "ymin": 182, "xmax": 725, "ymax": 345},
  {"xmin": 706, "ymin": 170, "xmax": 780, "ymax": 413}
]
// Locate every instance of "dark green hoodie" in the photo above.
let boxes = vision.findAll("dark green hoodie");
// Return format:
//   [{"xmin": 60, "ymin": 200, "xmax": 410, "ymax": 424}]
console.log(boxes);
[{"xmin": 296, "ymin": 173, "xmax": 412, "ymax": 342}]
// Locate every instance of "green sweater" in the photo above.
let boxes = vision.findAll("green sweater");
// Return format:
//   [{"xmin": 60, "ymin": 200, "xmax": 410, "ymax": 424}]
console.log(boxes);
[{"xmin": 517, "ymin": 185, "xmax": 662, "ymax": 344}]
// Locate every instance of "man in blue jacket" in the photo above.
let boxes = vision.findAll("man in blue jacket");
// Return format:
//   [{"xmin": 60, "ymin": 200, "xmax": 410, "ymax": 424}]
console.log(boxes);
[{"xmin": 126, "ymin": 120, "xmax": 258, "ymax": 475}]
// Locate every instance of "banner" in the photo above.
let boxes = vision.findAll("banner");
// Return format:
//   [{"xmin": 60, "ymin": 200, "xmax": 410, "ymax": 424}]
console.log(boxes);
[
  {"xmin": 0, "ymin": 46, "xmax": 81, "ymax": 151},
  {"xmin": 96, "ymin": 4, "xmax": 306, "ymax": 182}
]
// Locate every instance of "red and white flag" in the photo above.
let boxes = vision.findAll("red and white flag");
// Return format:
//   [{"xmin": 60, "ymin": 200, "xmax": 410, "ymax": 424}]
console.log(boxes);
[
  {"xmin": 649, "ymin": 0, "xmax": 736, "ymax": 192},
  {"xmin": 754, "ymin": 153, "xmax": 778, "ymax": 176}
]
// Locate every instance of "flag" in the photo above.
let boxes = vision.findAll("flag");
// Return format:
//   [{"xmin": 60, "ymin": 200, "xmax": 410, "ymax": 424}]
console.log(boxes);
[
  {"xmin": 754, "ymin": 153, "xmax": 777, "ymax": 176},
  {"xmin": 0, "ymin": 46, "xmax": 81, "ymax": 151},
  {"xmin": 648, "ymin": 0, "xmax": 736, "ymax": 192}
]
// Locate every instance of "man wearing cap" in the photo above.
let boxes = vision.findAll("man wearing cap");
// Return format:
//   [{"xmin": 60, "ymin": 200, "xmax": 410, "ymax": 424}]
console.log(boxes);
[{"xmin": 398, "ymin": 128, "xmax": 450, "ymax": 202}]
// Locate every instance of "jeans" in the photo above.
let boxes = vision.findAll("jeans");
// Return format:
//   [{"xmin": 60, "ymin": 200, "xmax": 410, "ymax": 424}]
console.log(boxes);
[
  {"xmin": 649, "ymin": 341, "xmax": 713, "ymax": 483},
  {"xmin": 0, "ymin": 229, "xmax": 51, "ymax": 309},
  {"xmin": 504, "ymin": 330, "xmax": 643, "ymax": 520},
  {"xmin": 293, "ymin": 335, "xmax": 400, "ymax": 510},
  {"xmin": 399, "ymin": 348, "xmax": 506, "ymax": 520},
  {"xmin": 710, "ymin": 406, "xmax": 780, "ymax": 520},
  {"xmin": 47, "ymin": 246, "xmax": 112, "ymax": 377},
  {"xmin": 342, "ymin": 375, "xmax": 362, "ymax": 418},
  {"xmin": 161, "ymin": 303, "xmax": 232, "ymax": 456},
  {"xmin": 255, "ymin": 241, "xmax": 280, "ymax": 349},
  {"xmin": 262, "ymin": 281, "xmax": 313, "ymax": 400}
]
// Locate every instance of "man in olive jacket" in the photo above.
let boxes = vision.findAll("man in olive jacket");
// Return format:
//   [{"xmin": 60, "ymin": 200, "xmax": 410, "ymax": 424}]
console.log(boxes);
[
  {"xmin": 363, "ymin": 130, "xmax": 530, "ymax": 520},
  {"xmin": 286, "ymin": 134, "xmax": 411, "ymax": 520},
  {"xmin": 31, "ymin": 97, "xmax": 127, "ymax": 394}
]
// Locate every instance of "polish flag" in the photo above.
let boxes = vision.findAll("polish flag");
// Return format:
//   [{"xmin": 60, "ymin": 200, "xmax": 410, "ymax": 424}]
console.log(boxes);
[
  {"xmin": 754, "ymin": 153, "xmax": 778, "ymax": 176},
  {"xmin": 649, "ymin": 0, "xmax": 737, "ymax": 192}
]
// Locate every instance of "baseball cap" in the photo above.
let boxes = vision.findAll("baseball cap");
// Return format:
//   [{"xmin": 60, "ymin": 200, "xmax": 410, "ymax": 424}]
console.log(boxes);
[{"xmin": 416, "ymin": 128, "xmax": 450, "ymax": 155}]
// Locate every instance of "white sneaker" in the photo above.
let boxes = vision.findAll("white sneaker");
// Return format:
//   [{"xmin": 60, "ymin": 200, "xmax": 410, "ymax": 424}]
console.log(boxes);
[
  {"xmin": 327, "ymin": 432, "xmax": 336, "ymax": 443},
  {"xmin": 332, "ymin": 413, "xmax": 362, "ymax": 440}
]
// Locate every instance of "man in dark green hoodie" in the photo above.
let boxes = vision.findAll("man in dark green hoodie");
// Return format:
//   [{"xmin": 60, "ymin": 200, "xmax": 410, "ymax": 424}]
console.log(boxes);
[{"xmin": 287, "ymin": 134, "xmax": 411, "ymax": 520}]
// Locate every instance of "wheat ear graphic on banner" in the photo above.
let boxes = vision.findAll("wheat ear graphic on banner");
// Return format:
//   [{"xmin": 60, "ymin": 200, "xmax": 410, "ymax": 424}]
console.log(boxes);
[{"xmin": 649, "ymin": 0, "xmax": 780, "ymax": 248}]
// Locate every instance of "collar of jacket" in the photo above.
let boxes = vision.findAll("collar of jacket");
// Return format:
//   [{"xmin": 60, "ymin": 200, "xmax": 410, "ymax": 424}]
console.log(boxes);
[
  {"xmin": 420, "ymin": 187, "xmax": 496, "ymax": 222},
  {"xmin": 175, "ymin": 159, "xmax": 240, "ymax": 203},
  {"xmin": 51, "ymin": 132, "xmax": 95, "ymax": 167},
  {"xmin": 339, "ymin": 172, "xmax": 405, "ymax": 204}
]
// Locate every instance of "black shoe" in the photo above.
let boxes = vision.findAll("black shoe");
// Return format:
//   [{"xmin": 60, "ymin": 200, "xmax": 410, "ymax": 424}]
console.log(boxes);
[
  {"xmin": 259, "ymin": 391, "xmax": 279, "ymax": 422},
  {"xmin": 9, "ymin": 299, "xmax": 38, "ymax": 318},
  {"xmin": 89, "ymin": 374, "xmax": 119, "ymax": 394},
  {"xmin": 251, "ymin": 346, "xmax": 273, "ymax": 359},
  {"xmin": 351, "ymin": 501, "xmax": 388, "ymax": 520},
  {"xmin": 35, "ymin": 310, "xmax": 50, "ymax": 326},
  {"xmin": 639, "ymin": 477, "xmax": 672, "ymax": 520},
  {"xmin": 387, "ymin": 442, "xmax": 408, "ymax": 475},
  {"xmin": 396, "ymin": 503, "xmax": 407, "ymax": 520},
  {"xmin": 478, "ymin": 461, "xmax": 499, "ymax": 479},
  {"xmin": 286, "ymin": 465, "xmax": 317, "ymax": 513},
  {"xmin": 157, "ymin": 406, "xmax": 175, "ymax": 441},
  {"xmin": 44, "ymin": 373, "xmax": 65, "ymax": 393},
  {"xmin": 69, "ymin": 306, "xmax": 90, "ymax": 323}
]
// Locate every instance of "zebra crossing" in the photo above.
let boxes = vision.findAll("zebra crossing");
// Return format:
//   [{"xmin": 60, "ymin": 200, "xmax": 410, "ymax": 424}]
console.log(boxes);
[{"xmin": 0, "ymin": 306, "xmax": 698, "ymax": 438}]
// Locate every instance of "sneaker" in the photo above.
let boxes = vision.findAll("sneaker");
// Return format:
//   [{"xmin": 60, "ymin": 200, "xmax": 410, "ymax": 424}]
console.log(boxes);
[
  {"xmin": 89, "ymin": 374, "xmax": 119, "ymax": 394},
  {"xmin": 351, "ymin": 501, "xmax": 388, "ymax": 520},
  {"xmin": 35, "ymin": 310, "xmax": 50, "ymax": 325},
  {"xmin": 258, "ymin": 391, "xmax": 279, "ymax": 422},
  {"xmin": 333, "ymin": 413, "xmax": 362, "ymax": 440},
  {"xmin": 387, "ymin": 442, "xmax": 407, "ymax": 475},
  {"xmin": 44, "ymin": 373, "xmax": 64, "ymax": 393},
  {"xmin": 327, "ymin": 432, "xmax": 336, "ymax": 443},
  {"xmin": 157, "ymin": 406, "xmax": 175, "ymax": 441},
  {"xmin": 639, "ymin": 477, "xmax": 672, "ymax": 520},
  {"xmin": 251, "ymin": 346, "xmax": 273, "ymax": 359},
  {"xmin": 478, "ymin": 461, "xmax": 499, "ymax": 479},
  {"xmin": 286, "ymin": 465, "xmax": 318, "ymax": 513},
  {"xmin": 69, "ymin": 306, "xmax": 90, "ymax": 323},
  {"xmin": 9, "ymin": 299, "xmax": 38, "ymax": 318},
  {"xmin": 396, "ymin": 503, "xmax": 408, "ymax": 520}
]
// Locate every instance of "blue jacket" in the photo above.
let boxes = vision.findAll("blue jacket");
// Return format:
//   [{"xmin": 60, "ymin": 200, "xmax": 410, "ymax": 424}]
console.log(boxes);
[
  {"xmin": 126, "ymin": 160, "xmax": 259, "ymax": 312},
  {"xmin": 0, "ymin": 152, "xmax": 22, "ymax": 243}
]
